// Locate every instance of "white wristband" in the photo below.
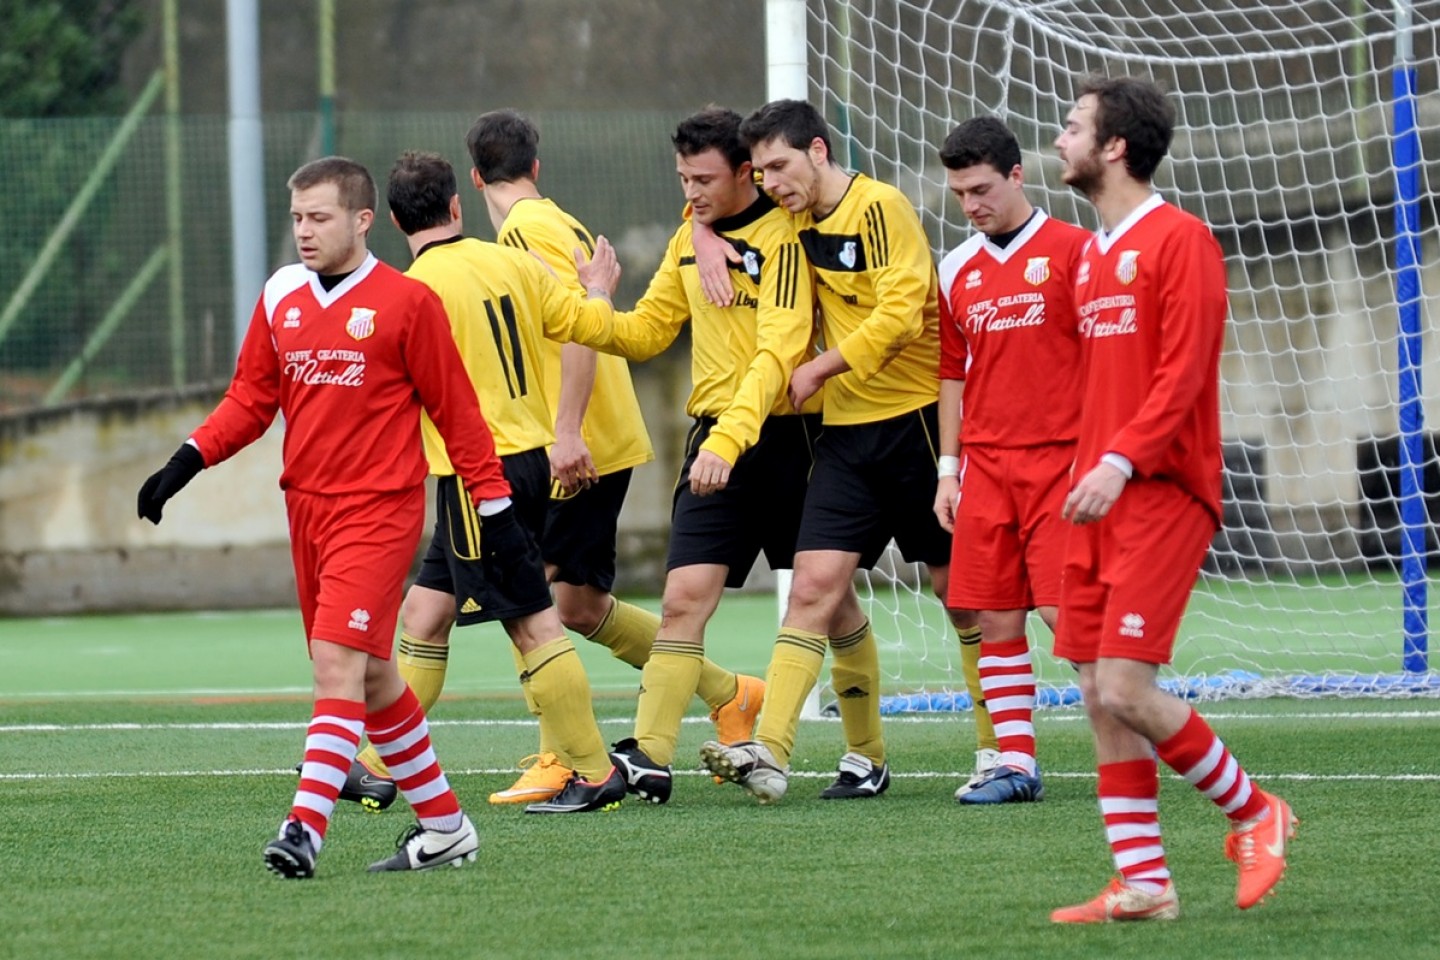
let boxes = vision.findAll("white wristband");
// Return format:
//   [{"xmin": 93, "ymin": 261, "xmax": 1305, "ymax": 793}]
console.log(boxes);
[{"xmin": 937, "ymin": 455, "xmax": 960, "ymax": 478}]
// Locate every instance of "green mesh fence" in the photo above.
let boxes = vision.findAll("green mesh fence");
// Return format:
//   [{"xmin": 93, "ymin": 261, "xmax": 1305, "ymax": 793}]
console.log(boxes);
[{"xmin": 0, "ymin": 109, "xmax": 683, "ymax": 411}]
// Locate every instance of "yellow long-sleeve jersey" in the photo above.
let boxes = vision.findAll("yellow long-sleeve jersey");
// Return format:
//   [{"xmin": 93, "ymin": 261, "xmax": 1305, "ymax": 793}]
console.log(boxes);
[
  {"xmin": 499, "ymin": 197, "xmax": 653, "ymax": 476},
  {"xmin": 793, "ymin": 173, "xmax": 940, "ymax": 425},
  {"xmin": 406, "ymin": 235, "xmax": 614, "ymax": 474},
  {"xmin": 602, "ymin": 193, "xmax": 815, "ymax": 466}
]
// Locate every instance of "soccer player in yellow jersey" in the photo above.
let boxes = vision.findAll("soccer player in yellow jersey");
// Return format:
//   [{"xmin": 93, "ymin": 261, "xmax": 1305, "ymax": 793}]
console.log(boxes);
[
  {"xmin": 585, "ymin": 107, "xmax": 818, "ymax": 803},
  {"xmin": 358, "ymin": 150, "xmax": 627, "ymax": 814},
  {"xmin": 700, "ymin": 99, "xmax": 989, "ymax": 802},
  {"xmin": 465, "ymin": 109, "xmax": 765, "ymax": 803}
]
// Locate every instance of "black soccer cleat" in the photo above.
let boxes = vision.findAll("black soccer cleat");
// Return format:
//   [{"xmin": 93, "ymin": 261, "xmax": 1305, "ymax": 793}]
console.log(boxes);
[
  {"xmin": 263, "ymin": 819, "xmax": 317, "ymax": 879},
  {"xmin": 295, "ymin": 757, "xmax": 399, "ymax": 813},
  {"xmin": 524, "ymin": 765, "xmax": 626, "ymax": 814},
  {"xmin": 609, "ymin": 738, "xmax": 673, "ymax": 805},
  {"xmin": 338, "ymin": 758, "xmax": 398, "ymax": 813},
  {"xmin": 818, "ymin": 751, "xmax": 891, "ymax": 800}
]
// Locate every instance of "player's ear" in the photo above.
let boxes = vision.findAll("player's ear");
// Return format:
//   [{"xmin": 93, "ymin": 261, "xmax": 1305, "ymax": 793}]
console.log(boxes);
[
  {"xmin": 470, "ymin": 168, "xmax": 485, "ymax": 191},
  {"xmin": 449, "ymin": 194, "xmax": 462, "ymax": 222},
  {"xmin": 530, "ymin": 157, "xmax": 541, "ymax": 182},
  {"xmin": 808, "ymin": 136, "xmax": 829, "ymax": 166}
]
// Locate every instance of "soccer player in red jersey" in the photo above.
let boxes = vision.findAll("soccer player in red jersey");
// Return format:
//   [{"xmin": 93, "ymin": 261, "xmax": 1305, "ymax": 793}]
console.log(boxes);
[
  {"xmin": 136, "ymin": 157, "xmax": 505, "ymax": 878},
  {"xmin": 933, "ymin": 117, "xmax": 1089, "ymax": 805},
  {"xmin": 1048, "ymin": 77, "xmax": 1296, "ymax": 922}
]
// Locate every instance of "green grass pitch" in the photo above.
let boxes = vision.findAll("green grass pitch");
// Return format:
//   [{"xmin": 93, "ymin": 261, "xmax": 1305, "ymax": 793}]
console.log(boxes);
[{"xmin": 3, "ymin": 595, "xmax": 1438, "ymax": 959}]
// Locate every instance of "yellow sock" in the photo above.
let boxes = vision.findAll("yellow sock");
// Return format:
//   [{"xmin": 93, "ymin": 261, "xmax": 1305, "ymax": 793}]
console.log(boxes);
[
  {"xmin": 753, "ymin": 628, "xmax": 827, "ymax": 767},
  {"xmin": 356, "ymin": 634, "xmax": 449, "ymax": 776},
  {"xmin": 512, "ymin": 642, "xmax": 566, "ymax": 765},
  {"xmin": 829, "ymin": 621, "xmax": 884, "ymax": 765},
  {"xmin": 695, "ymin": 659, "xmax": 737, "ymax": 711},
  {"xmin": 398, "ymin": 633, "xmax": 450, "ymax": 711},
  {"xmin": 957, "ymin": 625, "xmax": 997, "ymax": 752},
  {"xmin": 634, "ymin": 643, "xmax": 704, "ymax": 765},
  {"xmin": 586, "ymin": 599, "xmax": 658, "ymax": 668},
  {"xmin": 522, "ymin": 637, "xmax": 610, "ymax": 781}
]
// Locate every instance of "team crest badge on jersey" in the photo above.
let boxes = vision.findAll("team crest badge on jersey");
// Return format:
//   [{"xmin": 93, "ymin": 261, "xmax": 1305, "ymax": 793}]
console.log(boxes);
[
  {"xmin": 743, "ymin": 249, "xmax": 761, "ymax": 281},
  {"xmin": 1116, "ymin": 250, "xmax": 1141, "ymax": 285},
  {"xmin": 346, "ymin": 307, "xmax": 376, "ymax": 340},
  {"xmin": 839, "ymin": 241, "xmax": 858, "ymax": 269},
  {"xmin": 1024, "ymin": 257, "xmax": 1051, "ymax": 285}
]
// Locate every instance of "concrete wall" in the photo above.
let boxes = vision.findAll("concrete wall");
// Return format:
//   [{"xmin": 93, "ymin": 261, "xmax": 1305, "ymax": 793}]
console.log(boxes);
[{"xmin": 0, "ymin": 370, "xmax": 698, "ymax": 614}]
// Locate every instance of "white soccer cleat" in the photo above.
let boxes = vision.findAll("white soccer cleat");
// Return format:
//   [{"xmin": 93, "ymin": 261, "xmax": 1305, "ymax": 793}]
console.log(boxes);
[
  {"xmin": 700, "ymin": 739, "xmax": 789, "ymax": 804},
  {"xmin": 367, "ymin": 815, "xmax": 479, "ymax": 872},
  {"xmin": 954, "ymin": 747, "xmax": 1002, "ymax": 800}
]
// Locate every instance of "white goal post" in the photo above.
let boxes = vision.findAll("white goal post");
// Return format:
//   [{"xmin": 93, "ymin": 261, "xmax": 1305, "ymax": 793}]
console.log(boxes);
[{"xmin": 768, "ymin": 0, "xmax": 1440, "ymax": 708}]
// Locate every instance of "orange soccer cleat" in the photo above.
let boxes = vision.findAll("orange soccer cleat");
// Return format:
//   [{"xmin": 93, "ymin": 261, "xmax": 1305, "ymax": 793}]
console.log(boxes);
[
  {"xmin": 1050, "ymin": 877, "xmax": 1180, "ymax": 924},
  {"xmin": 1226, "ymin": 790, "xmax": 1298, "ymax": 909}
]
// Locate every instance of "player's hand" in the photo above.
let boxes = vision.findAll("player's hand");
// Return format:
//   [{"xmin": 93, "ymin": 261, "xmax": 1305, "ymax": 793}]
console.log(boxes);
[
  {"xmin": 550, "ymin": 430, "xmax": 598, "ymax": 495},
  {"xmin": 788, "ymin": 359, "xmax": 826, "ymax": 411},
  {"xmin": 576, "ymin": 235, "xmax": 620, "ymax": 298},
  {"xmin": 688, "ymin": 450, "xmax": 732, "ymax": 497},
  {"xmin": 692, "ymin": 219, "xmax": 740, "ymax": 307},
  {"xmin": 933, "ymin": 474, "xmax": 960, "ymax": 533},
  {"xmin": 136, "ymin": 443, "xmax": 205, "ymax": 524},
  {"xmin": 1061, "ymin": 461, "xmax": 1128, "ymax": 525}
]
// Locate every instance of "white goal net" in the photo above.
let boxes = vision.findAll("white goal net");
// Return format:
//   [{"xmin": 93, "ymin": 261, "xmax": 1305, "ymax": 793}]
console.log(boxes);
[{"xmin": 801, "ymin": 0, "xmax": 1440, "ymax": 705}]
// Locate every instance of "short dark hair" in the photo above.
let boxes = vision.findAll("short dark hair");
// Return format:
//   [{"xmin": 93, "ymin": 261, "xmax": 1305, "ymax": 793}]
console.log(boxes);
[
  {"xmin": 672, "ymin": 106, "xmax": 749, "ymax": 171},
  {"xmin": 1077, "ymin": 75, "xmax": 1175, "ymax": 182},
  {"xmin": 465, "ymin": 108, "xmax": 539, "ymax": 185},
  {"xmin": 739, "ymin": 99, "xmax": 833, "ymax": 161},
  {"xmin": 938, "ymin": 116, "xmax": 1022, "ymax": 175},
  {"xmin": 387, "ymin": 150, "xmax": 457, "ymax": 235},
  {"xmin": 287, "ymin": 156, "xmax": 377, "ymax": 213}
]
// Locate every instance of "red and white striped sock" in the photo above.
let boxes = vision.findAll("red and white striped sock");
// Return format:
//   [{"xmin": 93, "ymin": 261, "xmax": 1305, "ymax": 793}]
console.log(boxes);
[
  {"xmin": 1155, "ymin": 707, "xmax": 1267, "ymax": 823},
  {"xmin": 1098, "ymin": 758, "xmax": 1171, "ymax": 895},
  {"xmin": 366, "ymin": 686, "xmax": 462, "ymax": 832},
  {"xmin": 978, "ymin": 636, "xmax": 1036, "ymax": 776},
  {"xmin": 288, "ymin": 697, "xmax": 365, "ymax": 852}
]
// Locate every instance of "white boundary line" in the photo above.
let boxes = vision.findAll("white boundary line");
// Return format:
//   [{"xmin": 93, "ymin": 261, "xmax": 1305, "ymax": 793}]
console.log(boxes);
[
  {"xmin": 2, "ymin": 767, "xmax": 1435, "ymax": 783},
  {"xmin": 5, "ymin": 708, "xmax": 1440, "ymax": 735}
]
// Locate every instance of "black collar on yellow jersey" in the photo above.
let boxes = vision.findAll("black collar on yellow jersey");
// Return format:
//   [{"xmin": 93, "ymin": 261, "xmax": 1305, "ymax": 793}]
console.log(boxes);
[
  {"xmin": 711, "ymin": 191, "xmax": 777, "ymax": 234},
  {"xmin": 414, "ymin": 234, "xmax": 468, "ymax": 260}
]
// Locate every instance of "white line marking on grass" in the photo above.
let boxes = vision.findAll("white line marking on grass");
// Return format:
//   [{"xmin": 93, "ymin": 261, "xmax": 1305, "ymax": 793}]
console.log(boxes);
[
  {"xmin": 3, "ymin": 768, "xmax": 1436, "ymax": 783},
  {"xmin": 6, "ymin": 708, "xmax": 1440, "ymax": 734},
  {"xmin": 0, "ymin": 687, "xmax": 313, "ymax": 699}
]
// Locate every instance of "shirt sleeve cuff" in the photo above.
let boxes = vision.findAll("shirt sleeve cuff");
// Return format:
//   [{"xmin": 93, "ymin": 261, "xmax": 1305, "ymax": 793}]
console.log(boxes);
[{"xmin": 1101, "ymin": 452, "xmax": 1134, "ymax": 478}]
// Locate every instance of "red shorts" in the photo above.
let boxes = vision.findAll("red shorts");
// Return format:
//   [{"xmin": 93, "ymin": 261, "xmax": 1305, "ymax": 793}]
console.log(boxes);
[
  {"xmin": 285, "ymin": 486, "xmax": 426, "ymax": 658},
  {"xmin": 1053, "ymin": 478, "xmax": 1216, "ymax": 665},
  {"xmin": 947, "ymin": 443, "xmax": 1074, "ymax": 611}
]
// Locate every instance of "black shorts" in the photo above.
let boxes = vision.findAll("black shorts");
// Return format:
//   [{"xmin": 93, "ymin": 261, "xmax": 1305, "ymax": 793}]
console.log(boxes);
[
  {"xmin": 543, "ymin": 468, "xmax": 632, "ymax": 592},
  {"xmin": 413, "ymin": 475, "xmax": 553, "ymax": 626},
  {"xmin": 502, "ymin": 447, "xmax": 552, "ymax": 542},
  {"xmin": 795, "ymin": 403, "xmax": 951, "ymax": 570},
  {"xmin": 668, "ymin": 414, "xmax": 819, "ymax": 588}
]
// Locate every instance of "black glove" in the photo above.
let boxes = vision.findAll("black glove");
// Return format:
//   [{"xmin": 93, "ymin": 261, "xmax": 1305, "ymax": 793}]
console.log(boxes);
[{"xmin": 137, "ymin": 443, "xmax": 205, "ymax": 524}]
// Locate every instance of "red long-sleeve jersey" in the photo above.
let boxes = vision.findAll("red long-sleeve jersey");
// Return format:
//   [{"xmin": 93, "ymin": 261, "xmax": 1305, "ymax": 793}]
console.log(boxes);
[
  {"xmin": 937, "ymin": 211, "xmax": 1089, "ymax": 448},
  {"xmin": 191, "ymin": 254, "xmax": 510, "ymax": 502},
  {"xmin": 1073, "ymin": 196, "xmax": 1227, "ymax": 522}
]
